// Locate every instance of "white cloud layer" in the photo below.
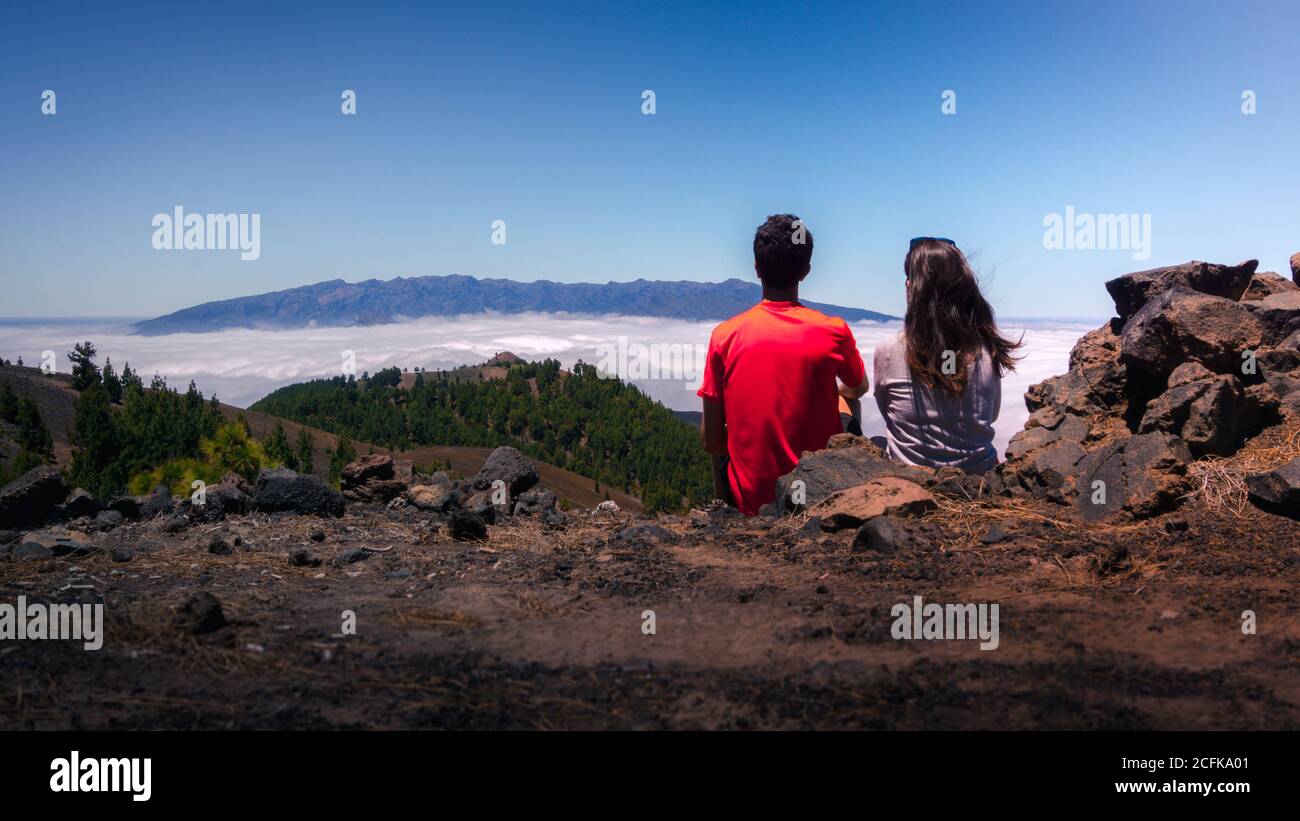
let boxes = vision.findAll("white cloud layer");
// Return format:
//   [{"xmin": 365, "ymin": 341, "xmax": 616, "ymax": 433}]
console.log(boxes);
[{"xmin": 0, "ymin": 314, "xmax": 1098, "ymax": 457}]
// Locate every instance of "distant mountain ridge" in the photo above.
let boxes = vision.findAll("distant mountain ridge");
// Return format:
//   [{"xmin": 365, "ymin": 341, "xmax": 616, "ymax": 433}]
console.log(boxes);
[{"xmin": 132, "ymin": 275, "xmax": 896, "ymax": 335}]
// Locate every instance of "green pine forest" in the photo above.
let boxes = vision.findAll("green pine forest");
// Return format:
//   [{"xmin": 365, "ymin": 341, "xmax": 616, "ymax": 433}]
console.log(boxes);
[{"xmin": 251, "ymin": 360, "xmax": 712, "ymax": 511}]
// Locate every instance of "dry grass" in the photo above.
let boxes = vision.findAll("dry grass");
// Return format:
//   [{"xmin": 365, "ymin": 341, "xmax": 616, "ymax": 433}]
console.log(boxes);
[{"xmin": 1187, "ymin": 421, "xmax": 1300, "ymax": 516}]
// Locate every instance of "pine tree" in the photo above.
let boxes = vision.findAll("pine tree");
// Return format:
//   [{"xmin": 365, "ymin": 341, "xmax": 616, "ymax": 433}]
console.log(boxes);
[
  {"xmin": 68, "ymin": 340, "xmax": 100, "ymax": 391},
  {"xmin": 101, "ymin": 358, "xmax": 123, "ymax": 403},
  {"xmin": 70, "ymin": 382, "xmax": 121, "ymax": 498},
  {"xmin": 0, "ymin": 380, "xmax": 18, "ymax": 423},
  {"xmin": 262, "ymin": 422, "xmax": 297, "ymax": 470},
  {"xmin": 16, "ymin": 398, "xmax": 54, "ymax": 460},
  {"xmin": 295, "ymin": 428, "xmax": 315, "ymax": 474},
  {"xmin": 327, "ymin": 436, "xmax": 357, "ymax": 485}
]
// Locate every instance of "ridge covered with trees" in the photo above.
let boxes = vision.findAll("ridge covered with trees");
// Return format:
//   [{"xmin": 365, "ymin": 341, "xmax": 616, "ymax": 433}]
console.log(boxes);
[{"xmin": 251, "ymin": 359, "xmax": 710, "ymax": 511}]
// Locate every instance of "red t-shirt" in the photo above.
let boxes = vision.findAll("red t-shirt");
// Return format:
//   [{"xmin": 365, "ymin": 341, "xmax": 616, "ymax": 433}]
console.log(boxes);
[{"xmin": 697, "ymin": 300, "xmax": 866, "ymax": 515}]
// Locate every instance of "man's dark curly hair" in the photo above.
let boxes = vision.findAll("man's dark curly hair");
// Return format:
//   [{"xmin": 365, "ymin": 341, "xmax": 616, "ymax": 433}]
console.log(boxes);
[{"xmin": 753, "ymin": 213, "xmax": 813, "ymax": 290}]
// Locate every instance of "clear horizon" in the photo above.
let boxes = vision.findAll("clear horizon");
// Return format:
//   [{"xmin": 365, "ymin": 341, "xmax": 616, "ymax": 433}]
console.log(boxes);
[{"xmin": 3, "ymin": 1, "xmax": 1298, "ymax": 320}]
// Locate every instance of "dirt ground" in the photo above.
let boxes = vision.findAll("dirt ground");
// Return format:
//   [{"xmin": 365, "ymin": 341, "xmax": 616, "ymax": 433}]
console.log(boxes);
[{"xmin": 3, "ymin": 474, "xmax": 1299, "ymax": 731}]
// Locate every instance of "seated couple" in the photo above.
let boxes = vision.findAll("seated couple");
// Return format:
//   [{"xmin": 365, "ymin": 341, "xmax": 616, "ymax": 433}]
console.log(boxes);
[{"xmin": 698, "ymin": 213, "xmax": 1022, "ymax": 515}]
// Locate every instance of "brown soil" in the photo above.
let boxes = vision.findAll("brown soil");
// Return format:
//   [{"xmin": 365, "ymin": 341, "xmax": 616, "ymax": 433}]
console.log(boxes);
[{"xmin": 3, "ymin": 469, "xmax": 1298, "ymax": 730}]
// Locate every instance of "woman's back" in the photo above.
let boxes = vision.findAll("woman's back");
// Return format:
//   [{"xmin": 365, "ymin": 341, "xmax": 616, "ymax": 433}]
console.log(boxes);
[{"xmin": 873, "ymin": 332, "xmax": 1000, "ymax": 473}]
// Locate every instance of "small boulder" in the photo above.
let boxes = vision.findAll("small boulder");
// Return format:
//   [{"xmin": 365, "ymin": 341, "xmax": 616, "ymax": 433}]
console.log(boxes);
[
  {"xmin": 1291, "ymin": 252, "xmax": 1300, "ymax": 285},
  {"xmin": 447, "ymin": 510, "xmax": 488, "ymax": 541},
  {"xmin": 62, "ymin": 488, "xmax": 102, "ymax": 519},
  {"xmin": 772, "ymin": 445, "xmax": 931, "ymax": 513},
  {"xmin": 406, "ymin": 483, "xmax": 454, "ymax": 512},
  {"xmin": 91, "ymin": 509, "xmax": 124, "ymax": 531},
  {"xmin": 176, "ymin": 592, "xmax": 226, "ymax": 634},
  {"xmin": 1243, "ymin": 290, "xmax": 1300, "ymax": 347},
  {"xmin": 473, "ymin": 446, "xmax": 539, "ymax": 496},
  {"xmin": 288, "ymin": 547, "xmax": 322, "ymax": 567},
  {"xmin": 341, "ymin": 454, "xmax": 394, "ymax": 487},
  {"xmin": 207, "ymin": 534, "xmax": 233, "ymax": 555},
  {"xmin": 1074, "ymin": 432, "xmax": 1192, "ymax": 522},
  {"xmin": 111, "ymin": 546, "xmax": 134, "ymax": 563},
  {"xmin": 808, "ymin": 477, "xmax": 937, "ymax": 531},
  {"xmin": 139, "ymin": 485, "xmax": 175, "ymax": 519},
  {"xmin": 1245, "ymin": 457, "xmax": 1300, "ymax": 518},
  {"xmin": 513, "ymin": 487, "xmax": 557, "ymax": 516},
  {"xmin": 253, "ymin": 468, "xmax": 345, "ymax": 517},
  {"xmin": 851, "ymin": 516, "xmax": 911, "ymax": 553}
]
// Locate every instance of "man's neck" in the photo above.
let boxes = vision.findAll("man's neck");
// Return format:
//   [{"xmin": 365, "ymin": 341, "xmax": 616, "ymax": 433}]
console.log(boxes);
[{"xmin": 761, "ymin": 285, "xmax": 799, "ymax": 303}]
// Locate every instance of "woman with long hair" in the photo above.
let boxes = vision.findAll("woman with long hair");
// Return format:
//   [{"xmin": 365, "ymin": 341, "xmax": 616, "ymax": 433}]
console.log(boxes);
[{"xmin": 872, "ymin": 238, "xmax": 1022, "ymax": 472}]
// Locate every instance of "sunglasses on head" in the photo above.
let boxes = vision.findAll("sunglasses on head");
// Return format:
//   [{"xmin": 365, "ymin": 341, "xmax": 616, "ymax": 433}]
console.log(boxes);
[{"xmin": 909, "ymin": 236, "xmax": 957, "ymax": 250}]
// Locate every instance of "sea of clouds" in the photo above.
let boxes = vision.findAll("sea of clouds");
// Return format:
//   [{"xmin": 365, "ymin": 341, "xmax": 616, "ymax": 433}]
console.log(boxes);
[{"xmin": 0, "ymin": 314, "xmax": 1099, "ymax": 456}]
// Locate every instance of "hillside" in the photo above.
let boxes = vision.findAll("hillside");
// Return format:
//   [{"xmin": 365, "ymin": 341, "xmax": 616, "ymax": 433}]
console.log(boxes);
[
  {"xmin": 0, "ymin": 363, "xmax": 637, "ymax": 512},
  {"xmin": 251, "ymin": 356, "xmax": 711, "ymax": 510},
  {"xmin": 132, "ymin": 274, "xmax": 896, "ymax": 335}
]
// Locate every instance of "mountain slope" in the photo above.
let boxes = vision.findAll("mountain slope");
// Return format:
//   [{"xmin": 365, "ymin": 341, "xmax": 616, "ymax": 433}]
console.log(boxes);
[{"xmin": 133, "ymin": 275, "xmax": 896, "ymax": 334}]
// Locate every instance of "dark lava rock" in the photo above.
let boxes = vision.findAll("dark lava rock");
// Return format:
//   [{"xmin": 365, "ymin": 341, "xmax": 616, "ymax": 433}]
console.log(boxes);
[
  {"xmin": 107, "ymin": 495, "xmax": 142, "ymax": 520},
  {"xmin": 539, "ymin": 508, "xmax": 569, "ymax": 529},
  {"xmin": 614, "ymin": 523, "xmax": 679, "ymax": 546},
  {"xmin": 344, "ymin": 478, "xmax": 407, "ymax": 504},
  {"xmin": 341, "ymin": 454, "xmax": 395, "ymax": 488},
  {"xmin": 448, "ymin": 510, "xmax": 489, "ymax": 541},
  {"xmin": 196, "ymin": 481, "xmax": 252, "ymax": 519},
  {"xmin": 0, "ymin": 465, "xmax": 69, "ymax": 528},
  {"xmin": 1241, "ymin": 271, "xmax": 1298, "ymax": 301},
  {"xmin": 772, "ymin": 441, "xmax": 930, "ymax": 513},
  {"xmin": 1074, "ymin": 432, "xmax": 1192, "ymax": 522},
  {"xmin": 513, "ymin": 487, "xmax": 558, "ymax": 516},
  {"xmin": 980, "ymin": 524, "xmax": 1009, "ymax": 544},
  {"xmin": 139, "ymin": 485, "xmax": 175, "ymax": 519},
  {"xmin": 207, "ymin": 535, "xmax": 233, "ymax": 555},
  {"xmin": 288, "ymin": 547, "xmax": 322, "ymax": 567},
  {"xmin": 1138, "ymin": 370, "xmax": 1252, "ymax": 457},
  {"xmin": 91, "ymin": 509, "xmax": 124, "ymax": 531},
  {"xmin": 1244, "ymin": 290, "xmax": 1300, "ymax": 347},
  {"xmin": 1120, "ymin": 288, "xmax": 1263, "ymax": 379},
  {"xmin": 176, "ymin": 592, "xmax": 226, "ymax": 634},
  {"xmin": 253, "ymin": 468, "xmax": 345, "ymax": 517},
  {"xmin": 309, "ymin": 528, "xmax": 326, "ymax": 542},
  {"xmin": 1105, "ymin": 259, "xmax": 1257, "ymax": 321},
  {"xmin": 62, "ymin": 488, "xmax": 102, "ymax": 518},
  {"xmin": 111, "ymin": 546, "xmax": 134, "ymax": 562},
  {"xmin": 335, "ymin": 547, "xmax": 370, "ymax": 564},
  {"xmin": 1245, "ymin": 457, "xmax": 1300, "ymax": 518},
  {"xmin": 162, "ymin": 515, "xmax": 188, "ymax": 534},
  {"xmin": 852, "ymin": 516, "xmax": 910, "ymax": 553},
  {"xmin": 473, "ymin": 446, "xmax": 539, "ymax": 496}
]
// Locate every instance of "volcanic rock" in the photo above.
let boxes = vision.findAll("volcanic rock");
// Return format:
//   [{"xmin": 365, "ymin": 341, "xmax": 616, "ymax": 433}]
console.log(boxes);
[
  {"xmin": 253, "ymin": 468, "xmax": 345, "ymax": 517},
  {"xmin": 1119, "ymin": 288, "xmax": 1262, "ymax": 379},
  {"xmin": 771, "ymin": 444, "xmax": 931, "ymax": 513},
  {"xmin": 1104, "ymin": 259, "xmax": 1257, "ymax": 320},
  {"xmin": 1241, "ymin": 272, "xmax": 1298, "ymax": 301},
  {"xmin": 176, "ymin": 592, "xmax": 226, "ymax": 634},
  {"xmin": 851, "ymin": 516, "xmax": 911, "ymax": 553},
  {"xmin": 473, "ymin": 447, "xmax": 539, "ymax": 496},
  {"xmin": 808, "ymin": 477, "xmax": 937, "ymax": 531},
  {"xmin": 1073, "ymin": 432, "xmax": 1192, "ymax": 522},
  {"xmin": 0, "ymin": 465, "xmax": 69, "ymax": 528},
  {"xmin": 1246, "ymin": 457, "xmax": 1300, "ymax": 517}
]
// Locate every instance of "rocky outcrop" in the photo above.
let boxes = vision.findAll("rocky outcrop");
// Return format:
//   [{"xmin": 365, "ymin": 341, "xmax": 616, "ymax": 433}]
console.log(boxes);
[
  {"xmin": 1104, "ymin": 259, "xmax": 1256, "ymax": 320},
  {"xmin": 253, "ymin": 468, "xmax": 346, "ymax": 517},
  {"xmin": 0, "ymin": 466, "xmax": 69, "ymax": 528},
  {"xmin": 1004, "ymin": 257, "xmax": 1300, "ymax": 520}
]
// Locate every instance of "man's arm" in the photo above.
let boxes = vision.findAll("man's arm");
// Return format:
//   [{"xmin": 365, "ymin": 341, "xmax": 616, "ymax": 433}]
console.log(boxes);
[
  {"xmin": 700, "ymin": 398, "xmax": 735, "ymax": 504},
  {"xmin": 838, "ymin": 372, "xmax": 870, "ymax": 401},
  {"xmin": 699, "ymin": 397, "xmax": 727, "ymax": 454}
]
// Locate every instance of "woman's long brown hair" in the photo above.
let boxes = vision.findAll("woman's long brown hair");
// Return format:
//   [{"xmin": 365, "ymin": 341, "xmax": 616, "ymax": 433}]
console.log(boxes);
[{"xmin": 903, "ymin": 240, "xmax": 1022, "ymax": 395}]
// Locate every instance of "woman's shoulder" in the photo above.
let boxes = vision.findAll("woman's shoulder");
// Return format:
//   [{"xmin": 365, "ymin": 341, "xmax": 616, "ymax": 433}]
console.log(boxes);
[{"xmin": 872, "ymin": 332, "xmax": 910, "ymax": 376}]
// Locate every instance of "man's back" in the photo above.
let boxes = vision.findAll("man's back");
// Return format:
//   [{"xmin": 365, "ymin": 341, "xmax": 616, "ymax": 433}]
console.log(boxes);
[{"xmin": 698, "ymin": 300, "xmax": 865, "ymax": 514}]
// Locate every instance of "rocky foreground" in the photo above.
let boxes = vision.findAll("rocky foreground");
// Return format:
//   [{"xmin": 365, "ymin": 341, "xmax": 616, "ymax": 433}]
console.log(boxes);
[{"xmin": 2, "ymin": 257, "xmax": 1300, "ymax": 729}]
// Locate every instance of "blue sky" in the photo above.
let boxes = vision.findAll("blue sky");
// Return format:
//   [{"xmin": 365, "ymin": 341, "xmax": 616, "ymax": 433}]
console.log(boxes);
[{"xmin": 2, "ymin": 0, "xmax": 1298, "ymax": 320}]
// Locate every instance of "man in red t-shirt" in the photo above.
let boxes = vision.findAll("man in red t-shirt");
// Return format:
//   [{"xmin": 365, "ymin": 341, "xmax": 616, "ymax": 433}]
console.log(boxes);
[{"xmin": 698, "ymin": 214, "xmax": 870, "ymax": 515}]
